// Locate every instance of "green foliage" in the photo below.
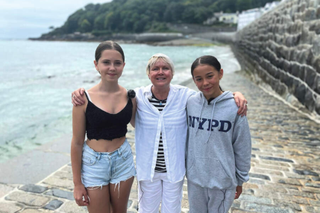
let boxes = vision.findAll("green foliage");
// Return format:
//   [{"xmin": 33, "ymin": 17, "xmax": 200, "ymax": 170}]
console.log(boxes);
[
  {"xmin": 45, "ymin": 0, "xmax": 276, "ymax": 36},
  {"xmin": 80, "ymin": 19, "xmax": 91, "ymax": 32},
  {"xmin": 148, "ymin": 22, "xmax": 170, "ymax": 32},
  {"xmin": 91, "ymin": 30, "xmax": 112, "ymax": 36}
]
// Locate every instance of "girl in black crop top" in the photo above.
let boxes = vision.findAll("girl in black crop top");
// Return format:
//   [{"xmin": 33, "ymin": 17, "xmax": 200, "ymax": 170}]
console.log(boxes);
[{"xmin": 70, "ymin": 41, "xmax": 136, "ymax": 213}]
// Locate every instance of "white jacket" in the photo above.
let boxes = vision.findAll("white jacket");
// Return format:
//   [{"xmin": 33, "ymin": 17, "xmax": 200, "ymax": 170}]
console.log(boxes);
[{"xmin": 135, "ymin": 84, "xmax": 195, "ymax": 182}]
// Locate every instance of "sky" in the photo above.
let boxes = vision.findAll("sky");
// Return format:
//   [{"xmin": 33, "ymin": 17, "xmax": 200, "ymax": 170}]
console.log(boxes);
[{"xmin": 0, "ymin": 0, "xmax": 111, "ymax": 39}]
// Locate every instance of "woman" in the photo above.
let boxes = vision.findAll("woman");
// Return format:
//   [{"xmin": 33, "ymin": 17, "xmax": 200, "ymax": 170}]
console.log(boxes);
[
  {"xmin": 72, "ymin": 53, "xmax": 247, "ymax": 213},
  {"xmin": 71, "ymin": 41, "xmax": 136, "ymax": 213}
]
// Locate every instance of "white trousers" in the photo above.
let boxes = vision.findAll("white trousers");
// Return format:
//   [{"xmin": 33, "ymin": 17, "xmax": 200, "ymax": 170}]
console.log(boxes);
[{"xmin": 138, "ymin": 172, "xmax": 184, "ymax": 213}]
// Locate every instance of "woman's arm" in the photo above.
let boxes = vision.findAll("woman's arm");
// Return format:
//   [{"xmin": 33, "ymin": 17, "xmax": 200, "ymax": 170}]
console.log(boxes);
[
  {"xmin": 71, "ymin": 88, "xmax": 86, "ymax": 106},
  {"xmin": 233, "ymin": 92, "xmax": 248, "ymax": 116},
  {"xmin": 71, "ymin": 102, "xmax": 89, "ymax": 206},
  {"xmin": 130, "ymin": 97, "xmax": 137, "ymax": 128}
]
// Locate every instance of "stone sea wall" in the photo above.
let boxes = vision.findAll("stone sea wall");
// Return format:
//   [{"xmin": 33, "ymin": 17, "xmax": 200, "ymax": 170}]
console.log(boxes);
[{"xmin": 233, "ymin": 0, "xmax": 320, "ymax": 116}]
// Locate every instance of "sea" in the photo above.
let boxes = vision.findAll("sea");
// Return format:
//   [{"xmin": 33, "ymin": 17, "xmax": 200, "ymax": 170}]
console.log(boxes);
[{"xmin": 0, "ymin": 39, "xmax": 240, "ymax": 163}]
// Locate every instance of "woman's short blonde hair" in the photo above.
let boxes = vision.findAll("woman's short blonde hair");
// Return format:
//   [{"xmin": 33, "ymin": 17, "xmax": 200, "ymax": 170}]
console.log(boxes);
[{"xmin": 146, "ymin": 53, "xmax": 175, "ymax": 75}]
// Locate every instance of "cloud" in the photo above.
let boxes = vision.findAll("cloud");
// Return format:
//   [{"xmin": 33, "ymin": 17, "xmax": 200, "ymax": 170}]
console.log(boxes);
[{"xmin": 0, "ymin": 0, "xmax": 111, "ymax": 39}]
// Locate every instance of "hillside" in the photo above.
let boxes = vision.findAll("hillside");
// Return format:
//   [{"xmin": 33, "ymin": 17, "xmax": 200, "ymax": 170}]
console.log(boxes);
[{"xmin": 41, "ymin": 0, "xmax": 275, "ymax": 38}]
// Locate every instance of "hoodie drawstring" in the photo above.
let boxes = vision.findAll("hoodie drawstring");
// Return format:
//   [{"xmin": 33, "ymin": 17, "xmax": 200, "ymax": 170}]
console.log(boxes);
[
  {"xmin": 195, "ymin": 97, "xmax": 206, "ymax": 136},
  {"xmin": 206, "ymin": 101, "xmax": 216, "ymax": 143}
]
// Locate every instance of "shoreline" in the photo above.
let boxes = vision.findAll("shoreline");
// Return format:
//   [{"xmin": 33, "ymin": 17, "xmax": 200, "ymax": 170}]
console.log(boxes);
[{"xmin": 28, "ymin": 32, "xmax": 221, "ymax": 47}]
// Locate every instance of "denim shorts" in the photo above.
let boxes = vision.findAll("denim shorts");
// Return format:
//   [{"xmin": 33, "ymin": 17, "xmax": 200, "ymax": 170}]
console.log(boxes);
[{"xmin": 81, "ymin": 139, "xmax": 136, "ymax": 188}]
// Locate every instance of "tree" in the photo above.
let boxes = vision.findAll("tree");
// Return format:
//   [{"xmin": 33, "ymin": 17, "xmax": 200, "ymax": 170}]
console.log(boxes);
[
  {"xmin": 80, "ymin": 19, "xmax": 91, "ymax": 32},
  {"xmin": 40, "ymin": 0, "xmax": 276, "ymax": 36},
  {"xmin": 236, "ymin": 0, "xmax": 252, "ymax": 12}
]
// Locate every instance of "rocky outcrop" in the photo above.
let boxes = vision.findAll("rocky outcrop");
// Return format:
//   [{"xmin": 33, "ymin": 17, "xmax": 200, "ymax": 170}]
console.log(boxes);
[
  {"xmin": 29, "ymin": 32, "xmax": 184, "ymax": 43},
  {"xmin": 233, "ymin": 0, "xmax": 320, "ymax": 116}
]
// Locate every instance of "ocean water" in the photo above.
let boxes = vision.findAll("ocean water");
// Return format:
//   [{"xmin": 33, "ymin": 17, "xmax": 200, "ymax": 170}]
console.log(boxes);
[{"xmin": 0, "ymin": 40, "xmax": 239, "ymax": 162}]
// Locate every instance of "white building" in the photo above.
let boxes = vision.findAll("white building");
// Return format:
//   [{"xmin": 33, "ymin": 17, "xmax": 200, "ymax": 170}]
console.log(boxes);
[
  {"xmin": 204, "ymin": 12, "xmax": 238, "ymax": 25},
  {"xmin": 237, "ymin": 1, "xmax": 282, "ymax": 31},
  {"xmin": 237, "ymin": 8, "xmax": 263, "ymax": 31},
  {"xmin": 219, "ymin": 13, "xmax": 238, "ymax": 24}
]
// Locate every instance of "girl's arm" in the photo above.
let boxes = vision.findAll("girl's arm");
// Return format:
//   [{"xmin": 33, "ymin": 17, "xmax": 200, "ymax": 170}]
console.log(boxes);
[
  {"xmin": 71, "ymin": 102, "xmax": 89, "ymax": 206},
  {"xmin": 235, "ymin": 185, "xmax": 242, "ymax": 199},
  {"xmin": 233, "ymin": 92, "xmax": 248, "ymax": 116},
  {"xmin": 232, "ymin": 115, "xmax": 251, "ymax": 198},
  {"xmin": 130, "ymin": 97, "xmax": 137, "ymax": 128}
]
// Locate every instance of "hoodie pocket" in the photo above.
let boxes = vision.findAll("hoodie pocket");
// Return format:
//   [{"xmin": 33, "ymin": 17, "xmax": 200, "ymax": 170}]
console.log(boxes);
[{"xmin": 188, "ymin": 157, "xmax": 232, "ymax": 189}]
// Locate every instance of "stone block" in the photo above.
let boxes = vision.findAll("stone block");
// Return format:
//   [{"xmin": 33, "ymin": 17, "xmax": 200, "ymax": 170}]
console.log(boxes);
[
  {"xmin": 317, "ymin": 6, "xmax": 320, "ymax": 18},
  {"xmin": 304, "ymin": 48, "xmax": 313, "ymax": 66},
  {"xmin": 304, "ymin": 8, "xmax": 317, "ymax": 21},
  {"xmin": 0, "ymin": 202, "xmax": 22, "ymax": 213},
  {"xmin": 309, "ymin": 21, "xmax": 320, "ymax": 34},
  {"xmin": 282, "ymin": 73, "xmax": 292, "ymax": 88},
  {"xmin": 273, "ymin": 199, "xmax": 302, "ymax": 211},
  {"xmin": 19, "ymin": 184, "xmax": 48, "ymax": 194},
  {"xmin": 305, "ymin": 66, "xmax": 317, "ymax": 89},
  {"xmin": 312, "ymin": 56, "xmax": 320, "ymax": 74},
  {"xmin": 259, "ymin": 156, "xmax": 294, "ymax": 163},
  {"xmin": 275, "ymin": 34, "xmax": 284, "ymax": 44},
  {"xmin": 298, "ymin": 2, "xmax": 306, "ymax": 13},
  {"xmin": 275, "ymin": 68, "xmax": 282, "ymax": 79},
  {"xmin": 294, "ymin": 81, "xmax": 307, "ymax": 104},
  {"xmin": 43, "ymin": 176, "xmax": 74, "ymax": 190},
  {"xmin": 277, "ymin": 82, "xmax": 287, "ymax": 96},
  {"xmin": 242, "ymin": 202, "xmax": 294, "ymax": 213},
  {"xmin": 43, "ymin": 199, "xmax": 63, "ymax": 210},
  {"xmin": 278, "ymin": 179, "xmax": 302, "ymax": 186},
  {"xmin": 239, "ymin": 195, "xmax": 272, "ymax": 205},
  {"xmin": 272, "ymin": 57, "xmax": 280, "ymax": 69},
  {"xmin": 315, "ymin": 74, "xmax": 320, "ymax": 94},
  {"xmin": 298, "ymin": 65, "xmax": 306, "ymax": 81},
  {"xmin": 249, "ymin": 173, "xmax": 271, "ymax": 181},
  {"xmin": 5, "ymin": 191, "xmax": 50, "ymax": 206},
  {"xmin": 279, "ymin": 46, "xmax": 290, "ymax": 59},
  {"xmin": 291, "ymin": 62, "xmax": 301, "ymax": 78},
  {"xmin": 285, "ymin": 74, "xmax": 295, "ymax": 90},
  {"xmin": 300, "ymin": 28, "xmax": 312, "ymax": 44},
  {"xmin": 58, "ymin": 201, "xmax": 88, "ymax": 213},
  {"xmin": 293, "ymin": 169, "xmax": 319, "ymax": 176},
  {"xmin": 0, "ymin": 184, "xmax": 15, "ymax": 198},
  {"xmin": 20, "ymin": 209, "xmax": 43, "ymax": 213},
  {"xmin": 305, "ymin": 89, "xmax": 315, "ymax": 111},
  {"xmin": 305, "ymin": 182, "xmax": 320, "ymax": 188},
  {"xmin": 295, "ymin": 49, "xmax": 305, "ymax": 64},
  {"xmin": 294, "ymin": 20, "xmax": 303, "ymax": 34},
  {"xmin": 279, "ymin": 69, "xmax": 286, "ymax": 81},
  {"xmin": 285, "ymin": 35, "xmax": 297, "ymax": 47},
  {"xmin": 283, "ymin": 60, "xmax": 291, "ymax": 72},
  {"xmin": 268, "ymin": 64, "xmax": 278, "ymax": 78},
  {"xmin": 45, "ymin": 188, "xmax": 74, "ymax": 200}
]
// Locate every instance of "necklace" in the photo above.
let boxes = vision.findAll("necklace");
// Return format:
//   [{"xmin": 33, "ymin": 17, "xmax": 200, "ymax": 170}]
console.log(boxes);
[{"xmin": 151, "ymin": 90, "xmax": 167, "ymax": 106}]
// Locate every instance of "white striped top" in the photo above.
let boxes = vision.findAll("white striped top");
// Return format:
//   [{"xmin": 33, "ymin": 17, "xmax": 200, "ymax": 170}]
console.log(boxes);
[{"xmin": 148, "ymin": 94, "xmax": 167, "ymax": 173}]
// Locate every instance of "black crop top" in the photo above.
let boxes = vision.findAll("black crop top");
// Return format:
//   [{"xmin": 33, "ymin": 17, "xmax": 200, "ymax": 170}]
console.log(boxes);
[{"xmin": 84, "ymin": 90, "xmax": 134, "ymax": 140}]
